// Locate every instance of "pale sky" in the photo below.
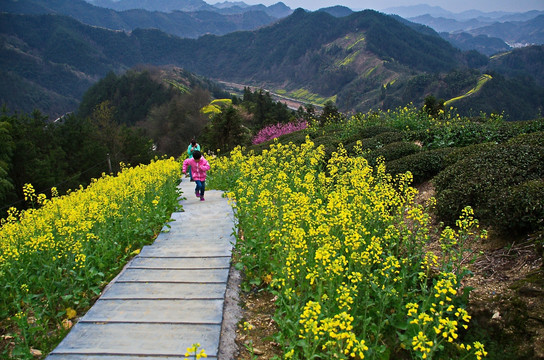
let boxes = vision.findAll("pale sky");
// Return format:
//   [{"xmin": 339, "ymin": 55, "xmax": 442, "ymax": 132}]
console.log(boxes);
[{"xmin": 236, "ymin": 0, "xmax": 544, "ymax": 13}]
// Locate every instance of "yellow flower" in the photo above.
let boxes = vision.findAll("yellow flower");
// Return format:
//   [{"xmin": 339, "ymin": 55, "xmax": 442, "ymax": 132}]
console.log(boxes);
[{"xmin": 66, "ymin": 308, "xmax": 77, "ymax": 319}]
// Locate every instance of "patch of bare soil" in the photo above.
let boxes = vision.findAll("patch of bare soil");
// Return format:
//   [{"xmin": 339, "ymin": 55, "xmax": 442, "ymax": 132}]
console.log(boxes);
[
  {"xmin": 235, "ymin": 290, "xmax": 281, "ymax": 360},
  {"xmin": 464, "ymin": 232, "xmax": 544, "ymax": 359}
]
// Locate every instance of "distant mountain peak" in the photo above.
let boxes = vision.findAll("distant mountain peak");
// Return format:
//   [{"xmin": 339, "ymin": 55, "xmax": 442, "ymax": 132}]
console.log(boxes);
[
  {"xmin": 317, "ymin": 5, "xmax": 354, "ymax": 18},
  {"xmin": 213, "ymin": 1, "xmax": 250, "ymax": 9},
  {"xmin": 382, "ymin": 4, "xmax": 453, "ymax": 18},
  {"xmin": 88, "ymin": 0, "xmax": 215, "ymax": 12}
]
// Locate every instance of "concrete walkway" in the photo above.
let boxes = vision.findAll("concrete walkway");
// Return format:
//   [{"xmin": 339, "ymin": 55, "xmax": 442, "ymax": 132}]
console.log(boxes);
[{"xmin": 47, "ymin": 178, "xmax": 236, "ymax": 360}]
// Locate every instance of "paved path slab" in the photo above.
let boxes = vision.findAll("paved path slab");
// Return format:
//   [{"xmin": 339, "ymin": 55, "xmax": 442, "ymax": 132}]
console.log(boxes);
[
  {"xmin": 47, "ymin": 177, "xmax": 235, "ymax": 359},
  {"xmin": 98, "ymin": 282, "xmax": 227, "ymax": 300},
  {"xmin": 80, "ymin": 299, "xmax": 224, "ymax": 324},
  {"xmin": 129, "ymin": 256, "xmax": 231, "ymax": 269},
  {"xmin": 116, "ymin": 268, "xmax": 229, "ymax": 283},
  {"xmin": 49, "ymin": 323, "xmax": 220, "ymax": 356}
]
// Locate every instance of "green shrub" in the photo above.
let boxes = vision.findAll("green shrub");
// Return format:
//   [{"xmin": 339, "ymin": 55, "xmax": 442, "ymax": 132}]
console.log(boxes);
[
  {"xmin": 386, "ymin": 147, "xmax": 455, "ymax": 185},
  {"xmin": 374, "ymin": 131, "xmax": 404, "ymax": 145},
  {"xmin": 492, "ymin": 119, "xmax": 544, "ymax": 143},
  {"xmin": 407, "ymin": 118, "xmax": 544, "ymax": 149},
  {"xmin": 493, "ymin": 179, "xmax": 544, "ymax": 234},
  {"xmin": 365, "ymin": 141, "xmax": 421, "ymax": 167},
  {"xmin": 354, "ymin": 131, "xmax": 406, "ymax": 153},
  {"xmin": 434, "ymin": 143, "xmax": 544, "ymax": 232},
  {"xmin": 312, "ymin": 134, "xmax": 342, "ymax": 159},
  {"xmin": 359, "ymin": 125, "xmax": 398, "ymax": 138},
  {"xmin": 443, "ymin": 142, "xmax": 497, "ymax": 167},
  {"xmin": 506, "ymin": 131, "xmax": 544, "ymax": 148},
  {"xmin": 408, "ymin": 122, "xmax": 489, "ymax": 148}
]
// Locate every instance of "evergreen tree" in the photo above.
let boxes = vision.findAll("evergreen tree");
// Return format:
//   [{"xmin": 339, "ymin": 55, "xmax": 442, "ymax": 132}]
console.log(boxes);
[
  {"xmin": 4, "ymin": 110, "xmax": 69, "ymax": 206},
  {"xmin": 202, "ymin": 106, "xmax": 250, "ymax": 153},
  {"xmin": 423, "ymin": 95, "xmax": 445, "ymax": 117},
  {"xmin": 0, "ymin": 110, "xmax": 15, "ymax": 205},
  {"xmin": 51, "ymin": 113, "xmax": 109, "ymax": 190},
  {"xmin": 90, "ymin": 100, "xmax": 123, "ymax": 173},
  {"xmin": 320, "ymin": 100, "xmax": 342, "ymax": 125}
]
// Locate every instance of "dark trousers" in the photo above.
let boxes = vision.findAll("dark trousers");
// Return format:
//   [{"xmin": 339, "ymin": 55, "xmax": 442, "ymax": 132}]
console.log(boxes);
[{"xmin": 195, "ymin": 180, "xmax": 205, "ymax": 197}]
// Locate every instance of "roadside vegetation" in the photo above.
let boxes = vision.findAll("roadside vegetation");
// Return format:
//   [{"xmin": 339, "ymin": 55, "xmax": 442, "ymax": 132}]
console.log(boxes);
[
  {"xmin": 0, "ymin": 158, "xmax": 181, "ymax": 358},
  {"xmin": 1, "ymin": 82, "xmax": 542, "ymax": 358},
  {"xmin": 208, "ymin": 104, "xmax": 544, "ymax": 359}
]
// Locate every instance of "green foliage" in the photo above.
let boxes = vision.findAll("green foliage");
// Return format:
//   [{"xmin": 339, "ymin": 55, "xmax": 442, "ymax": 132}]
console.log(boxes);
[
  {"xmin": 2, "ymin": 110, "xmax": 72, "ymax": 211},
  {"xmin": 78, "ymin": 70, "xmax": 176, "ymax": 126},
  {"xmin": 386, "ymin": 147, "xmax": 455, "ymax": 185},
  {"xmin": 452, "ymin": 74, "xmax": 544, "ymax": 121},
  {"xmin": 364, "ymin": 141, "xmax": 421, "ymax": 166},
  {"xmin": 494, "ymin": 179, "xmax": 544, "ymax": 234},
  {"xmin": 313, "ymin": 107, "xmax": 543, "ymax": 239},
  {"xmin": 487, "ymin": 46, "xmax": 544, "ymax": 87},
  {"xmin": 312, "ymin": 134, "xmax": 343, "ymax": 158},
  {"xmin": 319, "ymin": 100, "xmax": 343, "ymax": 125},
  {"xmin": 363, "ymin": 12, "xmax": 460, "ymax": 73},
  {"xmin": 410, "ymin": 116, "xmax": 544, "ymax": 149},
  {"xmin": 201, "ymin": 105, "xmax": 251, "ymax": 153},
  {"xmin": 443, "ymin": 142, "xmax": 498, "ymax": 167},
  {"xmin": 433, "ymin": 143, "xmax": 544, "ymax": 233},
  {"xmin": 360, "ymin": 125, "xmax": 400, "ymax": 138},
  {"xmin": 140, "ymin": 88, "xmax": 211, "ymax": 157},
  {"xmin": 78, "ymin": 68, "xmax": 213, "ymax": 157},
  {"xmin": 423, "ymin": 95, "xmax": 445, "ymax": 117},
  {"xmin": 367, "ymin": 131, "xmax": 405, "ymax": 148},
  {"xmin": 0, "ymin": 107, "xmax": 155, "ymax": 217},
  {"xmin": 344, "ymin": 130, "xmax": 404, "ymax": 155},
  {"xmin": 240, "ymin": 88, "xmax": 295, "ymax": 130},
  {"xmin": 506, "ymin": 130, "xmax": 544, "ymax": 147},
  {"xmin": 0, "ymin": 116, "xmax": 15, "ymax": 203}
]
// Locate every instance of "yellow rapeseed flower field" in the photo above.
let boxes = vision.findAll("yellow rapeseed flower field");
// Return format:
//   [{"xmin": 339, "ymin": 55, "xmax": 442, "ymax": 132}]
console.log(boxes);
[
  {"xmin": 0, "ymin": 157, "xmax": 181, "ymax": 358},
  {"xmin": 208, "ymin": 137, "xmax": 487, "ymax": 360}
]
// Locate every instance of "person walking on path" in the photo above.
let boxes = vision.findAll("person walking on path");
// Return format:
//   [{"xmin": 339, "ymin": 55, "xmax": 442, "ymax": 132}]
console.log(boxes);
[
  {"xmin": 187, "ymin": 139, "xmax": 201, "ymax": 181},
  {"xmin": 182, "ymin": 150, "xmax": 210, "ymax": 201}
]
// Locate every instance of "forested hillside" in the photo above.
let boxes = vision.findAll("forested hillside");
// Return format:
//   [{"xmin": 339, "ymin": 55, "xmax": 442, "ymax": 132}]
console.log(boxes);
[
  {"xmin": 0, "ymin": 66, "xmax": 301, "ymax": 216},
  {"xmin": 0, "ymin": 66, "xmax": 229, "ymax": 215},
  {"xmin": 1, "ymin": 9, "xmax": 544, "ymax": 120}
]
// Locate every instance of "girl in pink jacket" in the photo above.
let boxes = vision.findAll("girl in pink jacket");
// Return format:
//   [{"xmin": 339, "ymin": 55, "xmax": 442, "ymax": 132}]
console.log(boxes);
[{"xmin": 182, "ymin": 150, "xmax": 211, "ymax": 201}]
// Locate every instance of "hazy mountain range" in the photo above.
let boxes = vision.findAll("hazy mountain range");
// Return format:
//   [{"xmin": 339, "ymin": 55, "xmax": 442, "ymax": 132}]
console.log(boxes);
[
  {"xmin": 0, "ymin": 0, "xmax": 288, "ymax": 38},
  {"xmin": 1, "ymin": 0, "xmax": 543, "ymax": 121},
  {"xmin": 2, "ymin": 0, "xmax": 542, "ymax": 48},
  {"xmin": 88, "ymin": 0, "xmax": 293, "ymax": 18}
]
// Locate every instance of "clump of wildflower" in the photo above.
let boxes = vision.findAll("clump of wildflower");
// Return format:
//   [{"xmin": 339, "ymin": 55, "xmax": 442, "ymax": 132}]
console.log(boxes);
[
  {"xmin": 252, "ymin": 121, "xmax": 307, "ymax": 145},
  {"xmin": 184, "ymin": 343, "xmax": 207, "ymax": 359}
]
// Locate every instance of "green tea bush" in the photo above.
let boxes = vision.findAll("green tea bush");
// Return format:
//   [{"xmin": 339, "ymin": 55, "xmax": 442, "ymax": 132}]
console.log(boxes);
[
  {"xmin": 312, "ymin": 134, "xmax": 342, "ymax": 158},
  {"xmin": 344, "ymin": 131, "xmax": 405, "ymax": 156},
  {"xmin": 506, "ymin": 131, "xmax": 544, "ymax": 147},
  {"xmin": 365, "ymin": 141, "xmax": 421, "ymax": 166},
  {"xmin": 359, "ymin": 125, "xmax": 399, "ymax": 138},
  {"xmin": 492, "ymin": 119, "xmax": 544, "ymax": 143},
  {"xmin": 434, "ymin": 143, "xmax": 544, "ymax": 232},
  {"xmin": 443, "ymin": 142, "xmax": 498, "ymax": 167},
  {"xmin": 386, "ymin": 147, "xmax": 455, "ymax": 185},
  {"xmin": 493, "ymin": 179, "xmax": 544, "ymax": 234},
  {"xmin": 408, "ymin": 118, "xmax": 544, "ymax": 150},
  {"xmin": 373, "ymin": 131, "xmax": 405, "ymax": 146}
]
